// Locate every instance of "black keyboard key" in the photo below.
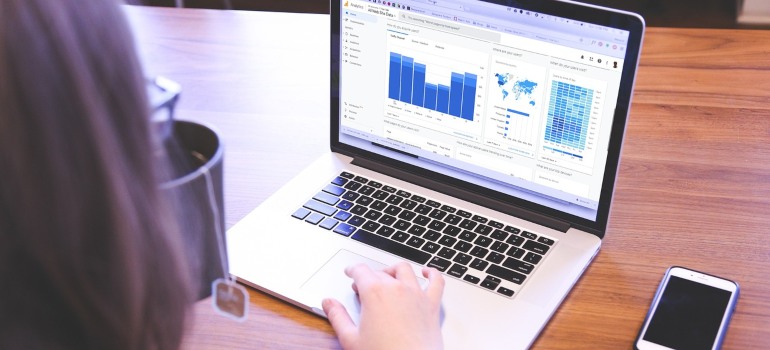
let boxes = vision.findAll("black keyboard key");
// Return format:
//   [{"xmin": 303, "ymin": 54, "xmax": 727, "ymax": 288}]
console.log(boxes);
[
  {"xmin": 322, "ymin": 184, "xmax": 345, "ymax": 196},
  {"xmin": 480, "ymin": 276, "xmax": 501, "ymax": 290},
  {"xmin": 406, "ymin": 236, "xmax": 426, "ymax": 248},
  {"xmin": 392, "ymin": 231, "xmax": 409, "ymax": 242},
  {"xmin": 393, "ymin": 219, "xmax": 411, "ymax": 231},
  {"xmin": 429, "ymin": 209, "xmax": 447, "ymax": 220},
  {"xmin": 523, "ymin": 240, "xmax": 550, "ymax": 255},
  {"xmin": 352, "ymin": 230, "xmax": 431, "ymax": 264},
  {"xmin": 385, "ymin": 194, "xmax": 404, "ymax": 205},
  {"xmin": 413, "ymin": 215, "xmax": 431, "ymax": 226},
  {"xmin": 341, "ymin": 191, "xmax": 360, "ymax": 201},
  {"xmin": 453, "ymin": 253, "xmax": 473, "ymax": 265},
  {"xmin": 423, "ymin": 230, "xmax": 442, "ymax": 242},
  {"xmin": 397, "ymin": 210, "xmax": 417, "ymax": 221},
  {"xmin": 331, "ymin": 176, "xmax": 348, "ymax": 186},
  {"xmin": 488, "ymin": 220, "xmax": 504, "ymax": 229},
  {"xmin": 348, "ymin": 216, "xmax": 366, "ymax": 227},
  {"xmin": 490, "ymin": 241, "xmax": 509, "ymax": 253},
  {"xmin": 400, "ymin": 200, "xmax": 418, "ymax": 210},
  {"xmin": 474, "ymin": 236, "xmax": 493, "ymax": 248},
  {"xmin": 319, "ymin": 218, "xmax": 338, "ymax": 230},
  {"xmin": 504, "ymin": 225, "xmax": 521, "ymax": 234},
  {"xmin": 333, "ymin": 223, "xmax": 356, "ymax": 236},
  {"xmin": 303, "ymin": 199, "xmax": 337, "ymax": 216},
  {"xmin": 362, "ymin": 221, "xmax": 381, "ymax": 232},
  {"xmin": 456, "ymin": 210, "xmax": 472, "ymax": 218},
  {"xmin": 427, "ymin": 256, "xmax": 451, "ymax": 272},
  {"xmin": 333, "ymin": 211, "xmax": 352, "ymax": 221},
  {"xmin": 438, "ymin": 235, "xmax": 457, "ymax": 247},
  {"xmin": 427, "ymin": 220, "xmax": 446, "ymax": 231},
  {"xmin": 437, "ymin": 247, "xmax": 456, "ymax": 259},
  {"xmin": 440, "ymin": 205, "xmax": 456, "ymax": 213},
  {"xmin": 458, "ymin": 230, "xmax": 477, "ymax": 242},
  {"xmin": 396, "ymin": 190, "xmax": 411, "ymax": 198},
  {"xmin": 339, "ymin": 171, "xmax": 354, "ymax": 179},
  {"xmin": 384, "ymin": 204, "xmax": 402, "ymax": 216},
  {"xmin": 459, "ymin": 219, "xmax": 477, "ymax": 230},
  {"xmin": 472, "ymin": 215, "xmax": 488, "ymax": 224},
  {"xmin": 442, "ymin": 225, "xmax": 462, "ymax": 236},
  {"xmin": 507, "ymin": 247, "xmax": 526, "ymax": 259},
  {"xmin": 474, "ymin": 224, "xmax": 493, "ymax": 236},
  {"xmin": 376, "ymin": 226, "xmax": 395, "ymax": 238},
  {"xmin": 372, "ymin": 189, "xmax": 390, "ymax": 200},
  {"xmin": 503, "ymin": 257, "xmax": 535, "ymax": 274},
  {"xmin": 443, "ymin": 214, "xmax": 463, "ymax": 225},
  {"xmin": 490, "ymin": 229, "xmax": 508, "ymax": 241},
  {"xmin": 470, "ymin": 258, "xmax": 489, "ymax": 271},
  {"xmin": 414, "ymin": 204, "xmax": 433, "ymax": 215},
  {"xmin": 336, "ymin": 200, "xmax": 354, "ymax": 210},
  {"xmin": 426, "ymin": 200, "xmax": 441, "ymax": 208},
  {"xmin": 486, "ymin": 252, "xmax": 505, "ymax": 264},
  {"xmin": 305, "ymin": 212, "xmax": 324, "ymax": 225},
  {"xmin": 497, "ymin": 287, "xmax": 514, "ymax": 297},
  {"xmin": 454, "ymin": 241, "xmax": 473, "ymax": 253},
  {"xmin": 358, "ymin": 185, "xmax": 375, "ymax": 196},
  {"xmin": 344, "ymin": 181, "xmax": 362, "ymax": 191},
  {"xmin": 524, "ymin": 252, "xmax": 543, "ymax": 264},
  {"xmin": 350, "ymin": 205, "xmax": 368, "ymax": 215},
  {"xmin": 506, "ymin": 235, "xmax": 525, "ymax": 246},
  {"xmin": 470, "ymin": 246, "xmax": 489, "ymax": 258},
  {"xmin": 487, "ymin": 264, "xmax": 526, "ymax": 284},
  {"xmin": 537, "ymin": 237, "xmax": 556, "ymax": 246},
  {"xmin": 355, "ymin": 196, "xmax": 374, "ymax": 206},
  {"xmin": 378, "ymin": 215, "xmax": 397, "ymax": 226},
  {"xmin": 291, "ymin": 207, "xmax": 311, "ymax": 220},
  {"xmin": 370, "ymin": 200, "xmax": 388, "ymax": 211},
  {"xmin": 411, "ymin": 195, "xmax": 426, "ymax": 203},
  {"xmin": 368, "ymin": 181, "xmax": 383, "ymax": 189},
  {"xmin": 448, "ymin": 264, "xmax": 468, "ymax": 278},
  {"xmin": 353, "ymin": 175, "xmax": 368, "ymax": 184},
  {"xmin": 422, "ymin": 242, "xmax": 440, "ymax": 254},
  {"xmin": 407, "ymin": 225, "xmax": 426, "ymax": 236},
  {"xmin": 364, "ymin": 210, "xmax": 382, "ymax": 221},
  {"xmin": 382, "ymin": 185, "xmax": 397, "ymax": 193},
  {"xmin": 463, "ymin": 274, "xmax": 480, "ymax": 284},
  {"xmin": 521, "ymin": 231, "xmax": 537, "ymax": 240}
]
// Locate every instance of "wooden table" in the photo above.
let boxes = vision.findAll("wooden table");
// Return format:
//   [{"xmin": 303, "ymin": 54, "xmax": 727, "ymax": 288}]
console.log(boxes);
[{"xmin": 125, "ymin": 5, "xmax": 770, "ymax": 349}]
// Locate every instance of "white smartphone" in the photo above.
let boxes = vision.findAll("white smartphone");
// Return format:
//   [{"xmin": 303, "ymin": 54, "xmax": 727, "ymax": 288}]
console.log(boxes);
[{"xmin": 635, "ymin": 266, "xmax": 740, "ymax": 350}]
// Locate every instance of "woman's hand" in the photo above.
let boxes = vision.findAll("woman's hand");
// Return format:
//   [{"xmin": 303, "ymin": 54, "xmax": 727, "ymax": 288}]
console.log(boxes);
[{"xmin": 322, "ymin": 262, "xmax": 445, "ymax": 350}]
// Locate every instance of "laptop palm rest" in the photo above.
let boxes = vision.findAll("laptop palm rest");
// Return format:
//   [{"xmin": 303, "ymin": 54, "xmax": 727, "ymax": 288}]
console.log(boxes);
[{"xmin": 301, "ymin": 249, "xmax": 428, "ymax": 325}]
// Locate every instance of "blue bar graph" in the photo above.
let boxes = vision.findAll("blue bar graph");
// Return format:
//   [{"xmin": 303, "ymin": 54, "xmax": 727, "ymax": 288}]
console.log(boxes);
[{"xmin": 387, "ymin": 52, "xmax": 476, "ymax": 121}]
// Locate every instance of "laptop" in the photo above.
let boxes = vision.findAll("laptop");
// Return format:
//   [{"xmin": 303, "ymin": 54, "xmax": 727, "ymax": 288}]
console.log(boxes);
[{"xmin": 227, "ymin": 0, "xmax": 644, "ymax": 348}]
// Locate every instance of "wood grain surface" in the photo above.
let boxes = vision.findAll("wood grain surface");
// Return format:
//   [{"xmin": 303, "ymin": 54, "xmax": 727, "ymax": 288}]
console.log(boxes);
[{"xmin": 125, "ymin": 6, "xmax": 770, "ymax": 349}]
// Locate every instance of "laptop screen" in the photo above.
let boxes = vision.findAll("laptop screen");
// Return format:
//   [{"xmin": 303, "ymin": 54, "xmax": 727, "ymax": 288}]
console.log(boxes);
[{"xmin": 333, "ymin": 0, "xmax": 643, "ymax": 231}]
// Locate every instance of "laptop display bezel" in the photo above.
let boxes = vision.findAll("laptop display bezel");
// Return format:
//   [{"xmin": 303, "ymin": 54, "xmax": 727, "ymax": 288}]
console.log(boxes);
[{"xmin": 330, "ymin": 0, "xmax": 645, "ymax": 238}]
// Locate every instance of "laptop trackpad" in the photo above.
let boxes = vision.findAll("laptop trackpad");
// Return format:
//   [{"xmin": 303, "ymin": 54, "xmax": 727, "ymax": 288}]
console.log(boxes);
[{"xmin": 301, "ymin": 249, "xmax": 426, "ymax": 325}]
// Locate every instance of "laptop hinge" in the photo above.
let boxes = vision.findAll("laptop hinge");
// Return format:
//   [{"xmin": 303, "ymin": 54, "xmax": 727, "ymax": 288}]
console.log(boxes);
[{"xmin": 351, "ymin": 156, "xmax": 572, "ymax": 233}]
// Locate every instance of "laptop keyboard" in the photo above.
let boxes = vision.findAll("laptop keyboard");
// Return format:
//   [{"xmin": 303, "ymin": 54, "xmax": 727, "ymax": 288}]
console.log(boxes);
[{"xmin": 291, "ymin": 171, "xmax": 557, "ymax": 298}]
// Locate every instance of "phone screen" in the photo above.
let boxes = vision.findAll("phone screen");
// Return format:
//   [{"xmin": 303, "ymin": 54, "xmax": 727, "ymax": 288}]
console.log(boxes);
[{"xmin": 643, "ymin": 275, "xmax": 733, "ymax": 349}]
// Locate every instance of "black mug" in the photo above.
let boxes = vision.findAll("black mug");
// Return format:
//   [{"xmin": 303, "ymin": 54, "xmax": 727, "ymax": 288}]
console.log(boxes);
[{"xmin": 161, "ymin": 120, "xmax": 226, "ymax": 300}]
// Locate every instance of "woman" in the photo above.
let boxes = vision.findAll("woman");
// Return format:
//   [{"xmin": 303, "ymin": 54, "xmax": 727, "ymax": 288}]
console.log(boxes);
[{"xmin": 0, "ymin": 0, "xmax": 444, "ymax": 349}]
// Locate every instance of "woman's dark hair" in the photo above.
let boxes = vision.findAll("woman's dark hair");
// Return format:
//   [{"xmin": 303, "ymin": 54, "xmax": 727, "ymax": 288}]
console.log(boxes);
[{"xmin": 0, "ymin": 0, "xmax": 192, "ymax": 348}]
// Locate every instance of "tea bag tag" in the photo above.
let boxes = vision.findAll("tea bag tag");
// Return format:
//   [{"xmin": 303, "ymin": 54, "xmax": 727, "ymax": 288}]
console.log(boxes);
[{"xmin": 212, "ymin": 277, "xmax": 248, "ymax": 322}]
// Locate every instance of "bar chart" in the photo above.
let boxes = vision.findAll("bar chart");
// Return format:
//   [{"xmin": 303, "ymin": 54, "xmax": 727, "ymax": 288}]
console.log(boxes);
[{"xmin": 388, "ymin": 52, "xmax": 477, "ymax": 121}]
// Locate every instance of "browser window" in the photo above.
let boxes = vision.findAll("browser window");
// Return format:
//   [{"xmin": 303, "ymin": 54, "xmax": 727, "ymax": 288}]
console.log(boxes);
[{"xmin": 338, "ymin": 0, "xmax": 631, "ymax": 221}]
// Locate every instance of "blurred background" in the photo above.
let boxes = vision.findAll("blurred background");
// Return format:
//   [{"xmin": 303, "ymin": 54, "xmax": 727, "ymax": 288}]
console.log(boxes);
[{"xmin": 143, "ymin": 0, "xmax": 770, "ymax": 29}]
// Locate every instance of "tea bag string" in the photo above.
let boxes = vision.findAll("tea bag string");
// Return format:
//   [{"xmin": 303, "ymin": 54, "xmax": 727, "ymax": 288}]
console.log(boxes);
[{"xmin": 198, "ymin": 163, "xmax": 231, "ymax": 284}]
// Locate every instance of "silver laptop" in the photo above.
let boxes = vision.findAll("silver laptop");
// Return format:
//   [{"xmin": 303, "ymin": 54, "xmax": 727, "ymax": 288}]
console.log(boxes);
[{"xmin": 227, "ymin": 0, "xmax": 644, "ymax": 348}]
